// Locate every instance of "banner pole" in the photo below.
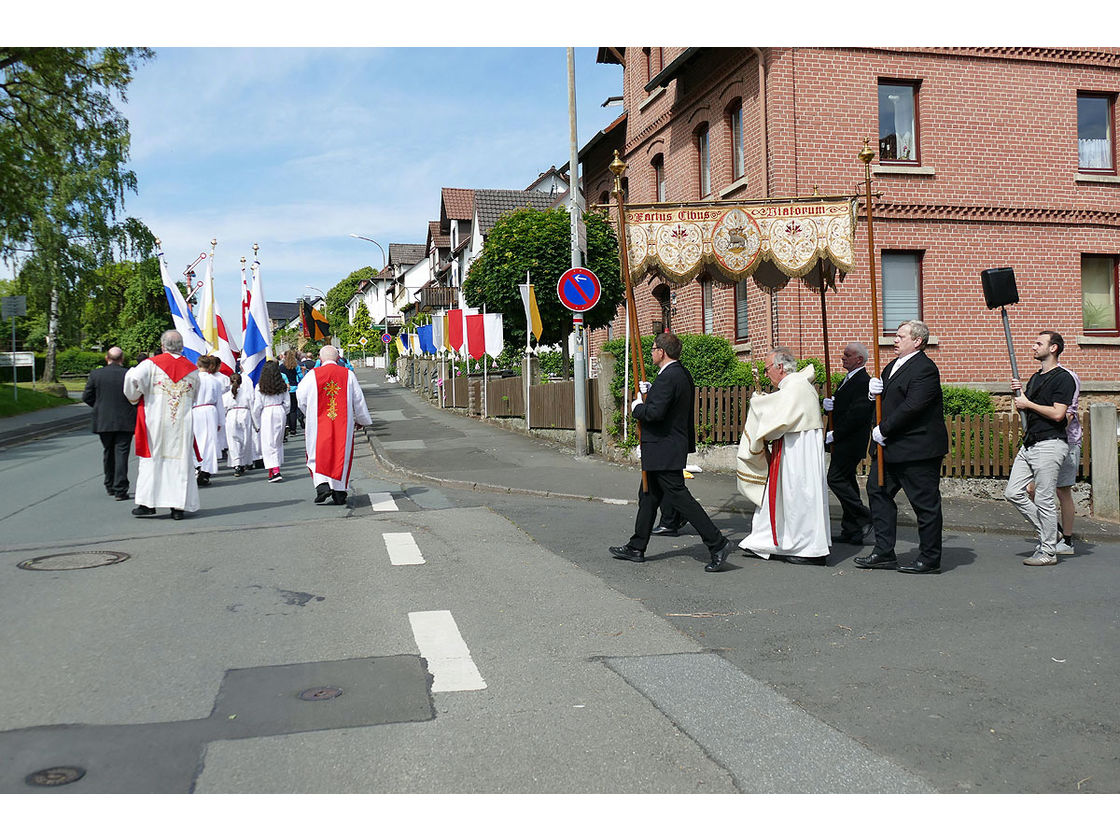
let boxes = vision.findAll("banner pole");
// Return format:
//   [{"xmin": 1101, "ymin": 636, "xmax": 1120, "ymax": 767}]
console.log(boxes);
[{"xmin": 859, "ymin": 140, "xmax": 885, "ymax": 486}]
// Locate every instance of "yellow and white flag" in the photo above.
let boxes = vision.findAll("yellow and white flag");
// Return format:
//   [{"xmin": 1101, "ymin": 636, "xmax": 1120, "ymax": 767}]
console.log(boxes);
[{"xmin": 519, "ymin": 280, "xmax": 543, "ymax": 345}]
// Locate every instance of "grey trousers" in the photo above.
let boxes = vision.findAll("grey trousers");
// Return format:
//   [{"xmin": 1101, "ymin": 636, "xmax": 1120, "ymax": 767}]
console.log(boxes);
[{"xmin": 1005, "ymin": 439, "xmax": 1068, "ymax": 557}]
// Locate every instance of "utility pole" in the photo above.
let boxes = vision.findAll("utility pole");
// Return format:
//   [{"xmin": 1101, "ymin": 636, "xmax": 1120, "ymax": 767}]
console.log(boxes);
[{"xmin": 568, "ymin": 47, "xmax": 588, "ymax": 457}]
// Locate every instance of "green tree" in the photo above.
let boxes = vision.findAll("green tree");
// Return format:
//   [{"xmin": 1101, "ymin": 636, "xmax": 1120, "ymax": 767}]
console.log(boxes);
[
  {"xmin": 116, "ymin": 257, "xmax": 169, "ymax": 359},
  {"xmin": 324, "ymin": 266, "xmax": 374, "ymax": 337},
  {"xmin": 1, "ymin": 48, "xmax": 154, "ymax": 381},
  {"xmin": 463, "ymin": 207, "xmax": 623, "ymax": 361}
]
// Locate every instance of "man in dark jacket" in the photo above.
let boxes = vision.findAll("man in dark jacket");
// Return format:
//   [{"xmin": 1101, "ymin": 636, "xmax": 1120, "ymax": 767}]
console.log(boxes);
[
  {"xmin": 855, "ymin": 320, "xmax": 949, "ymax": 574},
  {"xmin": 610, "ymin": 332, "xmax": 732, "ymax": 572},
  {"xmin": 82, "ymin": 346, "xmax": 138, "ymax": 500},
  {"xmin": 823, "ymin": 341, "xmax": 875, "ymax": 544}
]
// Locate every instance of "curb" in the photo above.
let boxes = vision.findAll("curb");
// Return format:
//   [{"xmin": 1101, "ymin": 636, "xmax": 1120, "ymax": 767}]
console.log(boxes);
[{"xmin": 0, "ymin": 413, "xmax": 89, "ymax": 449}]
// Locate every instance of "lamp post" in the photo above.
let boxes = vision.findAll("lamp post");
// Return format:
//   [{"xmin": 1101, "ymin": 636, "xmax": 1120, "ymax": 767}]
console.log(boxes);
[{"xmin": 349, "ymin": 234, "xmax": 390, "ymax": 372}]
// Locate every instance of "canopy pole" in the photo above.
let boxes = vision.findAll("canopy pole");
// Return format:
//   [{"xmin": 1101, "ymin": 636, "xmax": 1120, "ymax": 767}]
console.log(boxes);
[
  {"xmin": 858, "ymin": 140, "xmax": 885, "ymax": 486},
  {"xmin": 818, "ymin": 263, "xmax": 834, "ymax": 442},
  {"xmin": 609, "ymin": 150, "xmax": 648, "ymax": 493}
]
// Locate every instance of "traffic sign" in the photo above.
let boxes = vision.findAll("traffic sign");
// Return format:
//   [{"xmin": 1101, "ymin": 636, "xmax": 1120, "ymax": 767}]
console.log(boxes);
[
  {"xmin": 358, "ymin": 336, "xmax": 368, "ymax": 346},
  {"xmin": 381, "ymin": 332, "xmax": 392, "ymax": 344},
  {"xmin": 557, "ymin": 267, "xmax": 601, "ymax": 313}
]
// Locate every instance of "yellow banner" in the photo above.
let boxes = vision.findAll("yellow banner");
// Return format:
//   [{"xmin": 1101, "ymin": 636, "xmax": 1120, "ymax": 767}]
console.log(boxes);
[{"xmin": 623, "ymin": 198, "xmax": 855, "ymax": 285}]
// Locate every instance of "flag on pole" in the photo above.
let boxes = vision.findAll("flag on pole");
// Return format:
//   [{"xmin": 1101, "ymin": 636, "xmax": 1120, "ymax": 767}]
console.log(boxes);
[
  {"xmin": 431, "ymin": 316, "xmax": 444, "ymax": 354},
  {"xmin": 300, "ymin": 299, "xmax": 330, "ymax": 341},
  {"xmin": 409, "ymin": 333, "xmax": 421, "ymax": 355},
  {"xmin": 519, "ymin": 281, "xmax": 543, "ymax": 344},
  {"xmin": 465, "ymin": 313, "xmax": 486, "ymax": 360},
  {"xmin": 418, "ymin": 323, "xmax": 436, "ymax": 356},
  {"xmin": 157, "ymin": 249, "xmax": 208, "ymax": 363},
  {"xmin": 484, "ymin": 312, "xmax": 504, "ymax": 359},
  {"xmin": 395, "ymin": 334, "xmax": 408, "ymax": 356},
  {"xmin": 447, "ymin": 309, "xmax": 463, "ymax": 353},
  {"xmin": 199, "ymin": 254, "xmax": 219, "ymax": 352},
  {"xmin": 241, "ymin": 259, "xmax": 273, "ymax": 386},
  {"xmin": 240, "ymin": 262, "xmax": 250, "ymax": 332}
]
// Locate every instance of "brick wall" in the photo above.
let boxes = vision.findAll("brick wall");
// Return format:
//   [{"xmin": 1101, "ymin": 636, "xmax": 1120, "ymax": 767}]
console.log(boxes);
[{"xmin": 585, "ymin": 47, "xmax": 1120, "ymax": 389}]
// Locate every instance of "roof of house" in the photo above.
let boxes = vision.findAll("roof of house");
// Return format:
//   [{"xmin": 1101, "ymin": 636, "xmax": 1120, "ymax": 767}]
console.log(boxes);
[
  {"xmin": 524, "ymin": 166, "xmax": 569, "ymax": 192},
  {"xmin": 389, "ymin": 243, "xmax": 425, "ymax": 267},
  {"xmin": 427, "ymin": 220, "xmax": 449, "ymax": 251},
  {"xmin": 267, "ymin": 301, "xmax": 300, "ymax": 322},
  {"xmin": 440, "ymin": 188, "xmax": 475, "ymax": 228},
  {"xmin": 473, "ymin": 189, "xmax": 563, "ymax": 236}
]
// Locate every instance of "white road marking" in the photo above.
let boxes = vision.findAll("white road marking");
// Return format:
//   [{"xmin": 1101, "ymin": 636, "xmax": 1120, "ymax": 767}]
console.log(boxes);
[
  {"xmin": 602, "ymin": 498, "xmax": 629, "ymax": 505},
  {"xmin": 408, "ymin": 610, "xmax": 487, "ymax": 692},
  {"xmin": 383, "ymin": 532, "xmax": 424, "ymax": 565},
  {"xmin": 367, "ymin": 492, "xmax": 398, "ymax": 511}
]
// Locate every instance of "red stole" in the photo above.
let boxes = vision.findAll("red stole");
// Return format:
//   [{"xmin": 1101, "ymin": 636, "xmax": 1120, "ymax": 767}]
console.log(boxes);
[
  {"xmin": 313, "ymin": 363, "xmax": 352, "ymax": 480},
  {"xmin": 767, "ymin": 437, "xmax": 784, "ymax": 546},
  {"xmin": 134, "ymin": 354, "xmax": 197, "ymax": 458}
]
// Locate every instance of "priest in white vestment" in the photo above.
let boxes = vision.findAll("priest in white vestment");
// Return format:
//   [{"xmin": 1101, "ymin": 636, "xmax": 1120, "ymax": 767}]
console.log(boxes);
[
  {"xmin": 296, "ymin": 345, "xmax": 372, "ymax": 506},
  {"xmin": 123, "ymin": 330, "xmax": 201, "ymax": 520},
  {"xmin": 737, "ymin": 348, "xmax": 831, "ymax": 564}
]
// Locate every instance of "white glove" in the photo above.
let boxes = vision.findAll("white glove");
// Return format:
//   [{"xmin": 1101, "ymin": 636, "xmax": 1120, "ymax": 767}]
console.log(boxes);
[
  {"xmin": 822, "ymin": 397, "xmax": 834, "ymax": 412},
  {"xmin": 871, "ymin": 425, "xmax": 886, "ymax": 446},
  {"xmin": 825, "ymin": 431, "xmax": 834, "ymax": 445},
  {"xmin": 868, "ymin": 377, "xmax": 884, "ymax": 396},
  {"xmin": 638, "ymin": 380, "xmax": 652, "ymax": 395},
  {"xmin": 631, "ymin": 398, "xmax": 643, "ymax": 413}
]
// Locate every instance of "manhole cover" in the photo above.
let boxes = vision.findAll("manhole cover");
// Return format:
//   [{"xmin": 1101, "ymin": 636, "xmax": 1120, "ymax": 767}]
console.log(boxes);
[
  {"xmin": 298, "ymin": 687, "xmax": 343, "ymax": 701},
  {"xmin": 18, "ymin": 551, "xmax": 129, "ymax": 571},
  {"xmin": 25, "ymin": 766, "xmax": 86, "ymax": 787}
]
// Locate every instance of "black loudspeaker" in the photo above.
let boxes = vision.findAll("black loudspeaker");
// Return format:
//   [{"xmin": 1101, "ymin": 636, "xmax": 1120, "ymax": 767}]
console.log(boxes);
[{"xmin": 981, "ymin": 267, "xmax": 1019, "ymax": 309}]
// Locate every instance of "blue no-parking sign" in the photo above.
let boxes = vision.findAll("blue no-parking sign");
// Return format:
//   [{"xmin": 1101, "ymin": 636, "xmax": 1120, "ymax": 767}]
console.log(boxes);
[{"xmin": 557, "ymin": 267, "xmax": 601, "ymax": 313}]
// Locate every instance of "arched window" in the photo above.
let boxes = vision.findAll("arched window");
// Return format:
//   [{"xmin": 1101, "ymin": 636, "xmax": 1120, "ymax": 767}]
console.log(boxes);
[
  {"xmin": 696, "ymin": 123, "xmax": 711, "ymax": 198},
  {"xmin": 727, "ymin": 99, "xmax": 744, "ymax": 181},
  {"xmin": 652, "ymin": 154, "xmax": 666, "ymax": 202}
]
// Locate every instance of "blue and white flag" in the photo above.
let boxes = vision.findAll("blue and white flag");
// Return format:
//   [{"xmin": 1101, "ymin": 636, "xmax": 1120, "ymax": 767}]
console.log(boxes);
[
  {"xmin": 158, "ymin": 250, "xmax": 208, "ymax": 363},
  {"xmin": 241, "ymin": 259, "xmax": 273, "ymax": 385}
]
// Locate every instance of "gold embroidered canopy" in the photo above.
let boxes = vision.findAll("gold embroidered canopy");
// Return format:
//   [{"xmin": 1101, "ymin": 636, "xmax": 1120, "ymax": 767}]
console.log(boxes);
[{"xmin": 622, "ymin": 196, "xmax": 856, "ymax": 290}]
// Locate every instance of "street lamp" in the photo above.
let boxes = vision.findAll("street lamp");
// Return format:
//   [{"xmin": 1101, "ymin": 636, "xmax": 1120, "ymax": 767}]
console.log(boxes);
[{"xmin": 349, "ymin": 233, "xmax": 390, "ymax": 373}]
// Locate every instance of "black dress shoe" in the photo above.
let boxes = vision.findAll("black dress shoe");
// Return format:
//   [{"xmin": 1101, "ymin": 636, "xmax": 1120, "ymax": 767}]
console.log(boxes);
[
  {"xmin": 651, "ymin": 525, "xmax": 681, "ymax": 537},
  {"xmin": 106, "ymin": 487, "xmax": 116, "ymax": 496},
  {"xmin": 170, "ymin": 509, "xmax": 184, "ymax": 520},
  {"xmin": 854, "ymin": 551, "xmax": 897, "ymax": 570},
  {"xmin": 330, "ymin": 491, "xmax": 348, "ymax": 506},
  {"xmin": 609, "ymin": 545, "xmax": 645, "ymax": 563},
  {"xmin": 897, "ymin": 561, "xmax": 940, "ymax": 575},
  {"xmin": 115, "ymin": 491, "xmax": 129, "ymax": 501},
  {"xmin": 704, "ymin": 541, "xmax": 731, "ymax": 572},
  {"xmin": 131, "ymin": 505, "xmax": 156, "ymax": 517},
  {"xmin": 314, "ymin": 483, "xmax": 332, "ymax": 504},
  {"xmin": 780, "ymin": 554, "xmax": 828, "ymax": 566}
]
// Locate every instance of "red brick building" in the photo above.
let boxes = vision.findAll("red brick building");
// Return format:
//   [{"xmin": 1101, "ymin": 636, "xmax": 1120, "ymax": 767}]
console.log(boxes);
[{"xmin": 583, "ymin": 47, "xmax": 1120, "ymax": 394}]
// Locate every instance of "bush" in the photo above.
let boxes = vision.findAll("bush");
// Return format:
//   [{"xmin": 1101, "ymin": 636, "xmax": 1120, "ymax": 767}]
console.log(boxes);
[
  {"xmin": 54, "ymin": 349, "xmax": 111, "ymax": 377},
  {"xmin": 942, "ymin": 385, "xmax": 996, "ymax": 417}
]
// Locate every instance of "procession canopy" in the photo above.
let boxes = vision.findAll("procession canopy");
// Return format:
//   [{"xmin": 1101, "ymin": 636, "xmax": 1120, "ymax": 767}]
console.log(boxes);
[{"xmin": 622, "ymin": 195, "xmax": 856, "ymax": 292}]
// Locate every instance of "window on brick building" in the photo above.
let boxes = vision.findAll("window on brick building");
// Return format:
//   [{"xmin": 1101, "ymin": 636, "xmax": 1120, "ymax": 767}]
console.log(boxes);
[
  {"xmin": 881, "ymin": 251, "xmax": 922, "ymax": 331},
  {"xmin": 652, "ymin": 154, "xmax": 666, "ymax": 202},
  {"xmin": 1082, "ymin": 254, "xmax": 1119, "ymax": 334},
  {"xmin": 643, "ymin": 48, "xmax": 652, "ymax": 85},
  {"xmin": 728, "ymin": 100, "xmax": 744, "ymax": 181},
  {"xmin": 878, "ymin": 80, "xmax": 919, "ymax": 163},
  {"xmin": 702, "ymin": 277, "xmax": 714, "ymax": 334},
  {"xmin": 735, "ymin": 279, "xmax": 750, "ymax": 341},
  {"xmin": 697, "ymin": 124, "xmax": 711, "ymax": 197},
  {"xmin": 1078, "ymin": 93, "xmax": 1115, "ymax": 172}
]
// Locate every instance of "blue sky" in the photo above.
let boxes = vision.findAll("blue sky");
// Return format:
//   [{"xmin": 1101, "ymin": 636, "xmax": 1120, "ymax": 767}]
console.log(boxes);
[{"xmin": 119, "ymin": 46, "xmax": 623, "ymax": 329}]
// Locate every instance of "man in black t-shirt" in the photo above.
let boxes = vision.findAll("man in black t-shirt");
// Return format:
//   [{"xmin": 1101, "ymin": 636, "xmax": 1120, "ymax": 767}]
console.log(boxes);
[{"xmin": 1004, "ymin": 330, "xmax": 1076, "ymax": 566}]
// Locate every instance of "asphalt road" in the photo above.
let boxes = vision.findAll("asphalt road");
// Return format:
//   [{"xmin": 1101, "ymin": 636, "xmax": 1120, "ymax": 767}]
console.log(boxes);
[{"xmin": 1, "ymin": 371, "xmax": 1117, "ymax": 800}]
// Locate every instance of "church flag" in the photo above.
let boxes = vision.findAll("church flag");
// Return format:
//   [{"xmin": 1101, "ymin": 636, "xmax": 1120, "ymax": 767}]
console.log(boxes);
[
  {"xmin": 447, "ymin": 309, "xmax": 463, "ymax": 353},
  {"xmin": 241, "ymin": 259, "xmax": 273, "ymax": 386},
  {"xmin": 300, "ymin": 299, "xmax": 330, "ymax": 342},
  {"xmin": 157, "ymin": 248, "xmax": 208, "ymax": 364},
  {"xmin": 465, "ymin": 313, "xmax": 486, "ymax": 360},
  {"xmin": 519, "ymin": 281, "xmax": 543, "ymax": 344},
  {"xmin": 484, "ymin": 313, "xmax": 504, "ymax": 359}
]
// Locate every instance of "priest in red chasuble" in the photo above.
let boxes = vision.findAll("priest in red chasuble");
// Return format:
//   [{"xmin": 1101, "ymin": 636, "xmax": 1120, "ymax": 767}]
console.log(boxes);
[
  {"xmin": 296, "ymin": 345, "xmax": 372, "ymax": 505},
  {"xmin": 123, "ymin": 329, "xmax": 201, "ymax": 520}
]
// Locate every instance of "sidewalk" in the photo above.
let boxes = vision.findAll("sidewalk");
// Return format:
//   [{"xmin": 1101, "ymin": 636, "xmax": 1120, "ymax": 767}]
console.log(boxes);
[
  {"xmin": 0, "ymin": 393, "xmax": 90, "ymax": 448},
  {"xmin": 357, "ymin": 366, "xmax": 1120, "ymax": 544}
]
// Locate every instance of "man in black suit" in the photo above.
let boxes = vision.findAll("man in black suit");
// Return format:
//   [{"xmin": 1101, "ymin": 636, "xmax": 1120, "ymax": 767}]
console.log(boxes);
[
  {"xmin": 823, "ymin": 341, "xmax": 875, "ymax": 544},
  {"xmin": 82, "ymin": 346, "xmax": 138, "ymax": 501},
  {"xmin": 855, "ymin": 320, "xmax": 949, "ymax": 574},
  {"xmin": 610, "ymin": 332, "xmax": 732, "ymax": 572}
]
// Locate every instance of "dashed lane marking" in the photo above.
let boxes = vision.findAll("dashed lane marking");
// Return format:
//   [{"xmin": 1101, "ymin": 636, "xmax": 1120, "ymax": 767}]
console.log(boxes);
[
  {"xmin": 408, "ymin": 610, "xmax": 487, "ymax": 692},
  {"xmin": 367, "ymin": 492, "xmax": 399, "ymax": 511},
  {"xmin": 384, "ymin": 532, "xmax": 424, "ymax": 565}
]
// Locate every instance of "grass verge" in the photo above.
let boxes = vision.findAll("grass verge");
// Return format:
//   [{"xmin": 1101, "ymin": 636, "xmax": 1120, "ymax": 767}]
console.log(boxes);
[{"xmin": 0, "ymin": 382, "xmax": 77, "ymax": 418}]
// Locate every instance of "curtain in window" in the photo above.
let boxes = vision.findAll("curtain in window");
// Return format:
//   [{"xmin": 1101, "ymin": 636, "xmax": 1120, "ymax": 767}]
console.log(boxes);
[
  {"xmin": 702, "ymin": 279, "xmax": 714, "ymax": 334},
  {"xmin": 1082, "ymin": 256, "xmax": 1117, "ymax": 330},
  {"xmin": 735, "ymin": 280, "xmax": 749, "ymax": 340},
  {"xmin": 889, "ymin": 94, "xmax": 915, "ymax": 161},
  {"xmin": 881, "ymin": 252, "xmax": 920, "ymax": 329},
  {"xmin": 1079, "ymin": 138, "xmax": 1112, "ymax": 170}
]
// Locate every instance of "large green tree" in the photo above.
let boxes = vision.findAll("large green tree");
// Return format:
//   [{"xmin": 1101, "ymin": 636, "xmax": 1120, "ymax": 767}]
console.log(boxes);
[
  {"xmin": 463, "ymin": 207, "xmax": 623, "ymax": 357},
  {"xmin": 1, "ymin": 47, "xmax": 153, "ymax": 381}
]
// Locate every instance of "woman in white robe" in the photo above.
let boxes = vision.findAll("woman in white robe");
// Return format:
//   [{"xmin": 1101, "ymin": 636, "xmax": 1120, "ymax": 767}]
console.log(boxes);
[
  {"xmin": 223, "ymin": 373, "xmax": 255, "ymax": 475},
  {"xmin": 192, "ymin": 356, "xmax": 224, "ymax": 484},
  {"xmin": 252, "ymin": 360, "xmax": 289, "ymax": 482}
]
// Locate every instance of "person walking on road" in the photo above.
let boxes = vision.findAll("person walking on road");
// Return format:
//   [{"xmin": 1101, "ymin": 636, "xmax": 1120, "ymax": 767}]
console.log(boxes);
[
  {"xmin": 222, "ymin": 372, "xmax": 255, "ymax": 477},
  {"xmin": 192, "ymin": 354, "xmax": 224, "ymax": 486},
  {"xmin": 296, "ymin": 345, "xmax": 372, "ymax": 505},
  {"xmin": 123, "ymin": 330, "xmax": 200, "ymax": 520},
  {"xmin": 1004, "ymin": 331, "xmax": 1077, "ymax": 567},
  {"xmin": 823, "ymin": 341, "xmax": 875, "ymax": 544},
  {"xmin": 253, "ymin": 360, "xmax": 290, "ymax": 483},
  {"xmin": 609, "ymin": 331, "xmax": 732, "ymax": 573},
  {"xmin": 855, "ymin": 320, "xmax": 948, "ymax": 574},
  {"xmin": 81, "ymin": 346, "xmax": 137, "ymax": 501},
  {"xmin": 280, "ymin": 349, "xmax": 303, "ymax": 438}
]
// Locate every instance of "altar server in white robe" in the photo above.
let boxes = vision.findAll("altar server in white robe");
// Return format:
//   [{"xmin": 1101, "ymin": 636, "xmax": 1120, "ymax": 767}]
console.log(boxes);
[
  {"xmin": 297, "ymin": 344, "xmax": 372, "ymax": 505},
  {"xmin": 252, "ymin": 359, "xmax": 290, "ymax": 482},
  {"xmin": 192, "ymin": 355, "xmax": 224, "ymax": 485},
  {"xmin": 737, "ymin": 347, "xmax": 831, "ymax": 565},
  {"xmin": 123, "ymin": 330, "xmax": 200, "ymax": 520},
  {"xmin": 223, "ymin": 372, "xmax": 255, "ymax": 476}
]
